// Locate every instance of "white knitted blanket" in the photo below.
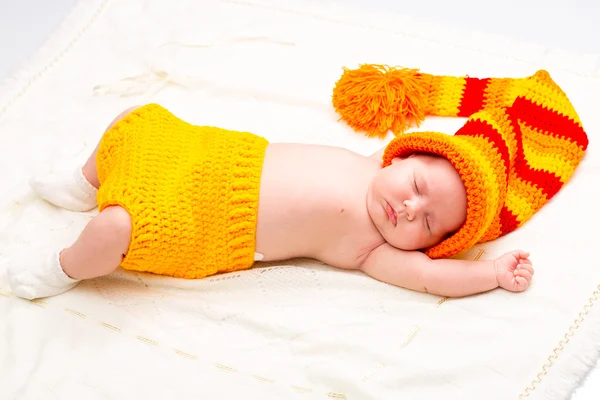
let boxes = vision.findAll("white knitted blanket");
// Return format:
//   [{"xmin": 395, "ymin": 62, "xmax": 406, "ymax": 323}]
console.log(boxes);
[{"xmin": 1, "ymin": 1, "xmax": 599, "ymax": 399}]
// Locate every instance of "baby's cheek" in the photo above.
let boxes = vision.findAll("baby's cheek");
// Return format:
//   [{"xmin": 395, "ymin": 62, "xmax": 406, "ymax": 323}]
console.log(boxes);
[
  {"xmin": 409, "ymin": 228, "xmax": 427, "ymax": 248},
  {"xmin": 389, "ymin": 184, "xmax": 406, "ymax": 201},
  {"xmin": 393, "ymin": 223, "xmax": 423, "ymax": 250}
]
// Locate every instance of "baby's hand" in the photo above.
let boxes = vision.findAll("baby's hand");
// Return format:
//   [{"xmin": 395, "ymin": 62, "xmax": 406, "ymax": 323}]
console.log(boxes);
[{"xmin": 493, "ymin": 250, "xmax": 534, "ymax": 292}]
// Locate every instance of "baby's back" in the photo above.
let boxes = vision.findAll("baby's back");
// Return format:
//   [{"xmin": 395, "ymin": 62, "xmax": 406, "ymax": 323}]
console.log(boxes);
[{"xmin": 255, "ymin": 143, "xmax": 383, "ymax": 269}]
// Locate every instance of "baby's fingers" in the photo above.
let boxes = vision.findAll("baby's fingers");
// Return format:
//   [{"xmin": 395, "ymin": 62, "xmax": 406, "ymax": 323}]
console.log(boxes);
[
  {"xmin": 512, "ymin": 250, "xmax": 530, "ymax": 259},
  {"xmin": 515, "ymin": 268, "xmax": 532, "ymax": 282},
  {"xmin": 514, "ymin": 276, "xmax": 529, "ymax": 291},
  {"xmin": 518, "ymin": 263, "xmax": 534, "ymax": 276},
  {"xmin": 519, "ymin": 258, "xmax": 533, "ymax": 266}
]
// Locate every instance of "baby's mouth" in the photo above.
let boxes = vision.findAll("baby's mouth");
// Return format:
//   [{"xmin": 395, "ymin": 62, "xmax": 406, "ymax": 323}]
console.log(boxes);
[{"xmin": 385, "ymin": 202, "xmax": 397, "ymax": 226}]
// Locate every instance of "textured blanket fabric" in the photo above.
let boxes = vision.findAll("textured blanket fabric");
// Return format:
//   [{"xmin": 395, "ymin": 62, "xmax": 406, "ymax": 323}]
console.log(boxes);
[{"xmin": 0, "ymin": 0, "xmax": 599, "ymax": 399}]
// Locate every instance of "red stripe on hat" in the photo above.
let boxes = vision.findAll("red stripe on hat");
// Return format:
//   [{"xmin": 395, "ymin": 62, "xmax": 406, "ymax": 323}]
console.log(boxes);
[
  {"xmin": 499, "ymin": 206, "xmax": 520, "ymax": 235},
  {"xmin": 508, "ymin": 107, "xmax": 563, "ymax": 199},
  {"xmin": 512, "ymin": 97, "xmax": 588, "ymax": 150},
  {"xmin": 456, "ymin": 119, "xmax": 510, "ymax": 175},
  {"xmin": 457, "ymin": 78, "xmax": 491, "ymax": 117}
]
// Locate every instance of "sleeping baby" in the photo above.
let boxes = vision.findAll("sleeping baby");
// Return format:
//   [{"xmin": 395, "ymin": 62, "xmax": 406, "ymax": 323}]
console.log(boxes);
[{"xmin": 7, "ymin": 67, "xmax": 587, "ymax": 300}]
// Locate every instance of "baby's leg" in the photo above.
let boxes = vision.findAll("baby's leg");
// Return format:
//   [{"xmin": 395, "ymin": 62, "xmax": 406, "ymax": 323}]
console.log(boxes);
[
  {"xmin": 30, "ymin": 106, "xmax": 140, "ymax": 211},
  {"xmin": 8, "ymin": 206, "xmax": 132, "ymax": 299}
]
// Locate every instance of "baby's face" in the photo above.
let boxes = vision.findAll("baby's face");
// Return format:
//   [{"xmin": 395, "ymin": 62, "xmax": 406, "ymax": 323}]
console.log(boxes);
[{"xmin": 367, "ymin": 153, "xmax": 467, "ymax": 251}]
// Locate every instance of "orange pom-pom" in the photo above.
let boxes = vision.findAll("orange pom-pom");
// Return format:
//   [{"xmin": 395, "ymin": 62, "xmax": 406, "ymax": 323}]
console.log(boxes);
[{"xmin": 332, "ymin": 64, "xmax": 427, "ymax": 138}]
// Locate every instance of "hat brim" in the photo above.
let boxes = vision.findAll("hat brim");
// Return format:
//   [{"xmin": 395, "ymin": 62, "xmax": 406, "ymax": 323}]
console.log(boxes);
[{"xmin": 382, "ymin": 131, "xmax": 501, "ymax": 259}]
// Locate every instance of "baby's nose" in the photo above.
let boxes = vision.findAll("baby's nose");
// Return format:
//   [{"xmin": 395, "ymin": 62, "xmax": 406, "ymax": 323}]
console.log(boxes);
[{"xmin": 403, "ymin": 199, "xmax": 422, "ymax": 221}]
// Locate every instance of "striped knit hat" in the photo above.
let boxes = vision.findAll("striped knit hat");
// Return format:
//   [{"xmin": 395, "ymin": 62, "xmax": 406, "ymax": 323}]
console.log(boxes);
[{"xmin": 332, "ymin": 65, "xmax": 589, "ymax": 258}]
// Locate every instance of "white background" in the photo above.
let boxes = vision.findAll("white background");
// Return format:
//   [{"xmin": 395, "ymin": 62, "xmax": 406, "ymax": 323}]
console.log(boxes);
[{"xmin": 0, "ymin": 0, "xmax": 598, "ymax": 398}]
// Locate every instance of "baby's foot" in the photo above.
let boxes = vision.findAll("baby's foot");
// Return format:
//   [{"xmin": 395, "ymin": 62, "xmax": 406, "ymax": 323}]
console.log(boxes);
[
  {"xmin": 30, "ymin": 163, "xmax": 97, "ymax": 212},
  {"xmin": 8, "ymin": 251, "xmax": 80, "ymax": 299}
]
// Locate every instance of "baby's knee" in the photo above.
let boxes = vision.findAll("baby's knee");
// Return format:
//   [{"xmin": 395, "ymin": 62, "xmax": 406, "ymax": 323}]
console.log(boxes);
[{"xmin": 97, "ymin": 206, "xmax": 132, "ymax": 250}]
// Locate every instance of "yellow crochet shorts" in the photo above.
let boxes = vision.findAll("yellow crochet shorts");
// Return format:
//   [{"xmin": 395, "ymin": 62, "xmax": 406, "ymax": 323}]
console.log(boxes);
[{"xmin": 96, "ymin": 104, "xmax": 269, "ymax": 279}]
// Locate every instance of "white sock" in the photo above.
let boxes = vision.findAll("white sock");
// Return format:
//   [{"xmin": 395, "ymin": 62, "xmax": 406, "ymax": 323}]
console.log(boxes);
[
  {"xmin": 8, "ymin": 251, "xmax": 80, "ymax": 300},
  {"xmin": 29, "ymin": 163, "xmax": 98, "ymax": 212}
]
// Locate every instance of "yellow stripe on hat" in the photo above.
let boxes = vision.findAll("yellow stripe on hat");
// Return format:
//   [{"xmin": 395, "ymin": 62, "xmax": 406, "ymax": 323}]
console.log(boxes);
[
  {"xmin": 522, "ymin": 127, "xmax": 583, "ymax": 183},
  {"xmin": 483, "ymin": 77, "xmax": 522, "ymax": 110},
  {"xmin": 477, "ymin": 107, "xmax": 520, "ymax": 168},
  {"xmin": 504, "ymin": 177, "xmax": 548, "ymax": 223},
  {"xmin": 459, "ymin": 134, "xmax": 506, "ymax": 208},
  {"xmin": 521, "ymin": 71, "xmax": 582, "ymax": 125},
  {"xmin": 423, "ymin": 75, "xmax": 466, "ymax": 117}
]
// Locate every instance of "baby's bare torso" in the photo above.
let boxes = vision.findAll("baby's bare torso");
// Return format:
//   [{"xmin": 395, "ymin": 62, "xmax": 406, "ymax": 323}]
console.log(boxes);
[{"xmin": 255, "ymin": 143, "xmax": 384, "ymax": 269}]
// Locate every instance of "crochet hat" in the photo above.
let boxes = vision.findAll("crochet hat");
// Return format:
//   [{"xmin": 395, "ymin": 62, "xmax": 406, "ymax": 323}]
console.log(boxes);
[{"xmin": 332, "ymin": 65, "xmax": 589, "ymax": 258}]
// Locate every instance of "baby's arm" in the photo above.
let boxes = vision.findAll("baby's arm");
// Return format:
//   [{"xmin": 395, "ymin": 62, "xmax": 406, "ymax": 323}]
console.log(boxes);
[{"xmin": 360, "ymin": 243, "xmax": 534, "ymax": 297}]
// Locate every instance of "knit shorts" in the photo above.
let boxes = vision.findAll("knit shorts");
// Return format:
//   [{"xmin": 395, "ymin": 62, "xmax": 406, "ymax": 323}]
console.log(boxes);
[{"xmin": 96, "ymin": 104, "xmax": 269, "ymax": 279}]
